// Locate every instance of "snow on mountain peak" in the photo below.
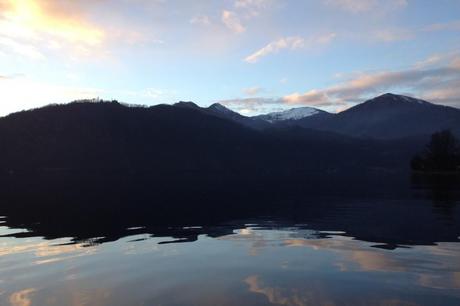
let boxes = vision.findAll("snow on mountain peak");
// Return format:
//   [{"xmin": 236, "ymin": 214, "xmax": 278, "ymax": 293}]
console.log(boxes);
[
  {"xmin": 399, "ymin": 95, "xmax": 429, "ymax": 105},
  {"xmin": 259, "ymin": 107, "xmax": 320, "ymax": 123},
  {"xmin": 376, "ymin": 93, "xmax": 430, "ymax": 105}
]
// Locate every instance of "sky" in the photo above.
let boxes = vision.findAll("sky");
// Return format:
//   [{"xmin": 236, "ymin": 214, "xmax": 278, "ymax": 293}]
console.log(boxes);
[{"xmin": 0, "ymin": 0, "xmax": 460, "ymax": 116}]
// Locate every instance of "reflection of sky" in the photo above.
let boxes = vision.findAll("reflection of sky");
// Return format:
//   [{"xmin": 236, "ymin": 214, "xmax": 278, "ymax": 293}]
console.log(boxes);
[{"xmin": 1, "ymin": 226, "xmax": 460, "ymax": 305}]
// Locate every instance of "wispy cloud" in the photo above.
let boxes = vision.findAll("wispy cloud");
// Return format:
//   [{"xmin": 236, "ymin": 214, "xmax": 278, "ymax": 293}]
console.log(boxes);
[
  {"xmin": 368, "ymin": 20, "xmax": 460, "ymax": 43},
  {"xmin": 372, "ymin": 28, "xmax": 414, "ymax": 42},
  {"xmin": 218, "ymin": 97, "xmax": 280, "ymax": 114},
  {"xmin": 0, "ymin": 76, "xmax": 103, "ymax": 116},
  {"xmin": 234, "ymin": 0, "xmax": 274, "ymax": 17},
  {"xmin": 245, "ymin": 33, "xmax": 336, "ymax": 63},
  {"xmin": 1, "ymin": 0, "xmax": 104, "ymax": 44},
  {"xmin": 0, "ymin": 36, "xmax": 45, "ymax": 60},
  {"xmin": 0, "ymin": 0, "xmax": 164, "ymax": 61},
  {"xmin": 0, "ymin": 0, "xmax": 105, "ymax": 60},
  {"xmin": 119, "ymin": 87, "xmax": 177, "ymax": 102},
  {"xmin": 423, "ymin": 20, "xmax": 460, "ymax": 32},
  {"xmin": 323, "ymin": 0, "xmax": 407, "ymax": 13},
  {"xmin": 235, "ymin": 0, "xmax": 272, "ymax": 9},
  {"xmin": 0, "ymin": 73, "xmax": 24, "ymax": 80},
  {"xmin": 220, "ymin": 52, "xmax": 460, "ymax": 113},
  {"xmin": 281, "ymin": 53, "xmax": 460, "ymax": 107},
  {"xmin": 245, "ymin": 36, "xmax": 304, "ymax": 63},
  {"xmin": 243, "ymin": 86, "xmax": 263, "ymax": 96},
  {"xmin": 221, "ymin": 10, "xmax": 246, "ymax": 34},
  {"xmin": 190, "ymin": 15, "xmax": 211, "ymax": 26}
]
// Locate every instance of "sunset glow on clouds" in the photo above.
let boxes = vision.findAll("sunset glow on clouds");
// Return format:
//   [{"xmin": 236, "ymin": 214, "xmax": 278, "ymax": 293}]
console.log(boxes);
[{"xmin": 0, "ymin": 0, "xmax": 459, "ymax": 115}]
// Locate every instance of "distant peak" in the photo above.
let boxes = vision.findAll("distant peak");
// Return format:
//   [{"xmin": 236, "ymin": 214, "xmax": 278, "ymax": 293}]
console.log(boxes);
[
  {"xmin": 208, "ymin": 103, "xmax": 234, "ymax": 113},
  {"xmin": 174, "ymin": 101, "xmax": 200, "ymax": 109},
  {"xmin": 257, "ymin": 106, "xmax": 323, "ymax": 122},
  {"xmin": 371, "ymin": 93, "xmax": 430, "ymax": 105},
  {"xmin": 380, "ymin": 93, "xmax": 398, "ymax": 97}
]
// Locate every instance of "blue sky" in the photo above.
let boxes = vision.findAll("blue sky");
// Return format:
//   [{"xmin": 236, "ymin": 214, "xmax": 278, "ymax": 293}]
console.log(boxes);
[{"xmin": 0, "ymin": 0, "xmax": 459, "ymax": 115}]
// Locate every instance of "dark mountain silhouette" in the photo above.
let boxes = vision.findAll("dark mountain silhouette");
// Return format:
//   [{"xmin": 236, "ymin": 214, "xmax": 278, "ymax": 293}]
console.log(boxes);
[
  {"xmin": 0, "ymin": 101, "xmax": 271, "ymax": 175},
  {"xmin": 173, "ymin": 101, "xmax": 202, "ymax": 110},
  {"xmin": 0, "ymin": 99, "xmax": 423, "ymax": 178},
  {"xmin": 205, "ymin": 102, "xmax": 270, "ymax": 130},
  {"xmin": 172, "ymin": 101, "xmax": 270, "ymax": 130},
  {"xmin": 269, "ymin": 93, "xmax": 460, "ymax": 139}
]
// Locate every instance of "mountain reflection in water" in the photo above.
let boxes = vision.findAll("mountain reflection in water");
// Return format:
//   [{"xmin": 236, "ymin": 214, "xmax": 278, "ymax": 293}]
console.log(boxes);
[{"xmin": 0, "ymin": 174, "xmax": 459, "ymax": 305}]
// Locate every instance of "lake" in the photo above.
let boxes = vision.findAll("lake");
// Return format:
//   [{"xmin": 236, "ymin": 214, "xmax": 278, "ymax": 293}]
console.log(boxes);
[{"xmin": 0, "ymin": 175, "xmax": 459, "ymax": 305}]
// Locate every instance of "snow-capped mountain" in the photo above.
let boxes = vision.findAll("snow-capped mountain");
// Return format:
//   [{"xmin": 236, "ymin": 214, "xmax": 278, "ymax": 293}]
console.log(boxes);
[
  {"xmin": 254, "ymin": 107, "xmax": 326, "ymax": 123},
  {"xmin": 173, "ymin": 94, "xmax": 460, "ymax": 138},
  {"xmin": 385, "ymin": 94, "xmax": 430, "ymax": 105},
  {"xmin": 307, "ymin": 93, "xmax": 460, "ymax": 139}
]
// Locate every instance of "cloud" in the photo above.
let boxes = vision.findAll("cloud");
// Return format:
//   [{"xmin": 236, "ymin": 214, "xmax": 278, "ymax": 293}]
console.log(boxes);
[
  {"xmin": 219, "ymin": 97, "xmax": 279, "ymax": 107},
  {"xmin": 220, "ymin": 0, "xmax": 274, "ymax": 34},
  {"xmin": 218, "ymin": 94, "xmax": 344, "ymax": 115},
  {"xmin": 245, "ymin": 33, "xmax": 336, "ymax": 63},
  {"xmin": 324, "ymin": 0, "xmax": 377, "ymax": 12},
  {"xmin": 243, "ymin": 86, "xmax": 263, "ymax": 96},
  {"xmin": 190, "ymin": 15, "xmax": 211, "ymax": 26},
  {"xmin": 220, "ymin": 52, "xmax": 460, "ymax": 113},
  {"xmin": 0, "ymin": 36, "xmax": 45, "ymax": 60},
  {"xmin": 245, "ymin": 36, "xmax": 304, "ymax": 63},
  {"xmin": 0, "ymin": 0, "xmax": 104, "ymax": 44},
  {"xmin": 221, "ymin": 10, "xmax": 246, "ymax": 33},
  {"xmin": 0, "ymin": 72, "xmax": 24, "ymax": 80},
  {"xmin": 0, "ymin": 0, "xmax": 106, "ymax": 60},
  {"xmin": 218, "ymin": 97, "xmax": 281, "ymax": 114},
  {"xmin": 234, "ymin": 0, "xmax": 274, "ymax": 17},
  {"xmin": 120, "ymin": 87, "xmax": 177, "ymax": 102},
  {"xmin": 235, "ymin": 0, "xmax": 271, "ymax": 9},
  {"xmin": 369, "ymin": 20, "xmax": 460, "ymax": 43},
  {"xmin": 423, "ymin": 20, "xmax": 460, "ymax": 32},
  {"xmin": 323, "ymin": 0, "xmax": 407, "ymax": 13},
  {"xmin": 282, "ymin": 90, "xmax": 331, "ymax": 105},
  {"xmin": 0, "ymin": 77, "xmax": 103, "ymax": 116},
  {"xmin": 0, "ymin": 1, "xmax": 162, "ymax": 60},
  {"xmin": 281, "ymin": 55, "xmax": 460, "ymax": 107},
  {"xmin": 372, "ymin": 28, "xmax": 414, "ymax": 42}
]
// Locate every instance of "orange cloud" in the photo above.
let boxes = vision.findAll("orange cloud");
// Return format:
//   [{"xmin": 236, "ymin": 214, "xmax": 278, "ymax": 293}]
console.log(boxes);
[
  {"xmin": 0, "ymin": 0, "xmax": 105, "ymax": 59},
  {"xmin": 245, "ymin": 34, "xmax": 336, "ymax": 63},
  {"xmin": 222, "ymin": 10, "xmax": 246, "ymax": 33},
  {"xmin": 2, "ymin": 0, "xmax": 104, "ymax": 43}
]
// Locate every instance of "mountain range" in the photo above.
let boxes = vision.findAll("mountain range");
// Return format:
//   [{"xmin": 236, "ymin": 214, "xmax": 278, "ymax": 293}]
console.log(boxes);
[
  {"xmin": 208, "ymin": 93, "xmax": 460, "ymax": 139},
  {"xmin": 0, "ymin": 93, "xmax": 457, "ymax": 181}
]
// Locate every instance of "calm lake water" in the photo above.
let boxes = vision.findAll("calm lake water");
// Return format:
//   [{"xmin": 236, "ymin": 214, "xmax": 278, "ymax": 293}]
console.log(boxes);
[{"xmin": 0, "ymin": 176, "xmax": 459, "ymax": 305}]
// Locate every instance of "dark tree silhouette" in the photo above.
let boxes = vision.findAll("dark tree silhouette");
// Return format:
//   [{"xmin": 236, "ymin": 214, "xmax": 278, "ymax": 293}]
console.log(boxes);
[{"xmin": 412, "ymin": 130, "xmax": 460, "ymax": 172}]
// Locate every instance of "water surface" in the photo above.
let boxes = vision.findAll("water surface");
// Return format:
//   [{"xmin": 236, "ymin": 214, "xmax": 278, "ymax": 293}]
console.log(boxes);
[
  {"xmin": 1, "ymin": 198, "xmax": 460, "ymax": 305},
  {"xmin": 0, "ymin": 175, "xmax": 459, "ymax": 305}
]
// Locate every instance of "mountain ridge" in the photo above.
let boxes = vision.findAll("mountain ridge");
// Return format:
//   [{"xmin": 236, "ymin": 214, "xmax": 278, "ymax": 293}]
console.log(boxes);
[
  {"xmin": 0, "ymin": 99, "xmax": 423, "ymax": 177},
  {"xmin": 3, "ymin": 93, "xmax": 459, "ymax": 141}
]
